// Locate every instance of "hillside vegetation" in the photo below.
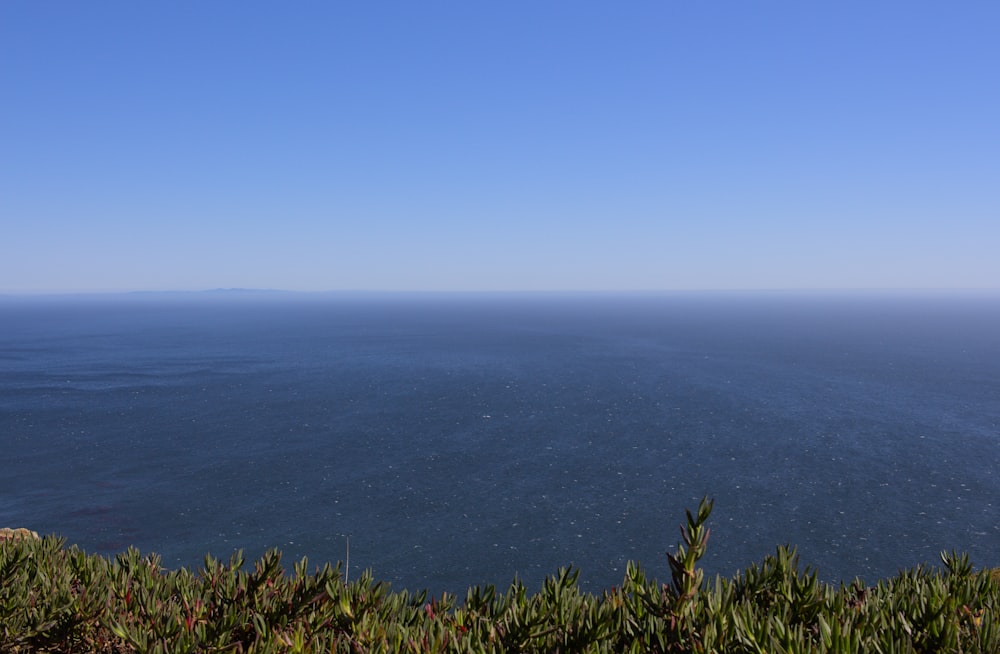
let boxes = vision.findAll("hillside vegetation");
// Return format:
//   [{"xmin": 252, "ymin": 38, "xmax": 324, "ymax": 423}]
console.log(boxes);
[{"xmin": 2, "ymin": 499, "xmax": 997, "ymax": 653}]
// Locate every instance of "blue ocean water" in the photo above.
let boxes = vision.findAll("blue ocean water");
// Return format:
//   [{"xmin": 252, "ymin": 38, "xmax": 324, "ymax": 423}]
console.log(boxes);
[{"xmin": 1, "ymin": 291, "xmax": 998, "ymax": 595}]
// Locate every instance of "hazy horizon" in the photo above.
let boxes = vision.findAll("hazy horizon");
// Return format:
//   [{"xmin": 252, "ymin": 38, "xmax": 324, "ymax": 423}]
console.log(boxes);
[
  {"xmin": 3, "ymin": 287, "xmax": 999, "ymax": 300},
  {"xmin": 3, "ymin": 3, "xmax": 998, "ymax": 293}
]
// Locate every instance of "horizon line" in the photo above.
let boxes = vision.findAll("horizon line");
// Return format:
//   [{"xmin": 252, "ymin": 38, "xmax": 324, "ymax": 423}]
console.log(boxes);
[{"xmin": 2, "ymin": 286, "xmax": 999, "ymax": 298}]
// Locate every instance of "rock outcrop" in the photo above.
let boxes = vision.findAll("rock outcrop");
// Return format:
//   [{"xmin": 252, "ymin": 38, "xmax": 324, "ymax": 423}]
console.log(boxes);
[{"xmin": 0, "ymin": 527, "xmax": 40, "ymax": 541}]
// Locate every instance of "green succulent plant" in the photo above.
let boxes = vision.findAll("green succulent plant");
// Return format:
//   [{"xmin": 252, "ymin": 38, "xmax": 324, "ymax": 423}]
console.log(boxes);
[{"xmin": 2, "ymin": 499, "xmax": 998, "ymax": 653}]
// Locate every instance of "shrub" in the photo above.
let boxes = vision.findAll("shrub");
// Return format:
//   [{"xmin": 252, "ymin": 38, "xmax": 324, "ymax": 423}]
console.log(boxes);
[{"xmin": 1, "ymin": 499, "xmax": 997, "ymax": 653}]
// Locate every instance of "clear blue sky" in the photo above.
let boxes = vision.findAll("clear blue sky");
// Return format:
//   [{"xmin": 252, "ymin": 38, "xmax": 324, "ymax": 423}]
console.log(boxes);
[{"xmin": 2, "ymin": 2, "xmax": 997, "ymax": 293}]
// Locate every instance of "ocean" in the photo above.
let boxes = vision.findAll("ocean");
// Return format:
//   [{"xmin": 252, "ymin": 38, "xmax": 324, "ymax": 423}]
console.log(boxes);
[{"xmin": 1, "ymin": 291, "xmax": 998, "ymax": 595}]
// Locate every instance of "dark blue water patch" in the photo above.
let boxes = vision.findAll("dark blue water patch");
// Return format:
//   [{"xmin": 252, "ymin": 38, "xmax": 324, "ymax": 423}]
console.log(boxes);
[{"xmin": 1, "ymin": 291, "xmax": 998, "ymax": 594}]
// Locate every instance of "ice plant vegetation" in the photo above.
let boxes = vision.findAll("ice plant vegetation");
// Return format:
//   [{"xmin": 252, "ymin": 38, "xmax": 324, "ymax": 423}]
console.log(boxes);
[{"xmin": 2, "ymin": 498, "xmax": 998, "ymax": 653}]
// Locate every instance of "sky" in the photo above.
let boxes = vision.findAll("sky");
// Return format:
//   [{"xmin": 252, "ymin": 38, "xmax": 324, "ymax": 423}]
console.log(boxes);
[{"xmin": 2, "ymin": 2, "xmax": 998, "ymax": 293}]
